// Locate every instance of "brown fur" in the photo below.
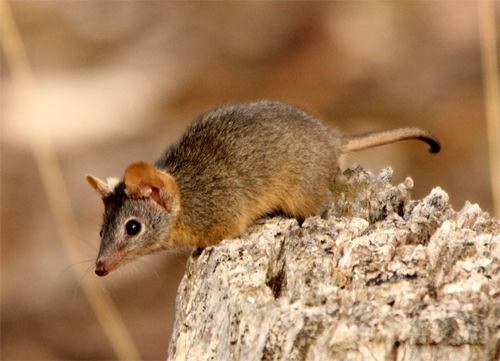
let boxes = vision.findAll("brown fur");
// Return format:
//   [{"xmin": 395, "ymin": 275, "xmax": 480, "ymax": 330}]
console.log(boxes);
[
  {"xmin": 155, "ymin": 101, "xmax": 341, "ymax": 247},
  {"xmin": 124, "ymin": 161, "xmax": 179, "ymax": 212},
  {"xmin": 87, "ymin": 100, "xmax": 440, "ymax": 275},
  {"xmin": 342, "ymin": 127, "xmax": 440, "ymax": 153}
]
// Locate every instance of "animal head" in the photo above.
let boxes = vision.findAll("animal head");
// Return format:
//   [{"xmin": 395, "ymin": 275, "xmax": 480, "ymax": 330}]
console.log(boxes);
[{"xmin": 86, "ymin": 161, "xmax": 180, "ymax": 276}]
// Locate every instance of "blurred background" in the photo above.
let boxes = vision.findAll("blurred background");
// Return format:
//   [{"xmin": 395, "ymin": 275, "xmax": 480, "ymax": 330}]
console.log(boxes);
[{"xmin": 1, "ymin": 1, "xmax": 498, "ymax": 360}]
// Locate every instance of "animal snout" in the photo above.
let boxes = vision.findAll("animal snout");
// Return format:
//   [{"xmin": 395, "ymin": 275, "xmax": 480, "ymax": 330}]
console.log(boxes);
[{"xmin": 95, "ymin": 260, "xmax": 109, "ymax": 277}]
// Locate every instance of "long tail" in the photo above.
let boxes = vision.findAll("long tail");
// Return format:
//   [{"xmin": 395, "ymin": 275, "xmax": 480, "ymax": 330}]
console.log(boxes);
[{"xmin": 341, "ymin": 127, "xmax": 441, "ymax": 154}]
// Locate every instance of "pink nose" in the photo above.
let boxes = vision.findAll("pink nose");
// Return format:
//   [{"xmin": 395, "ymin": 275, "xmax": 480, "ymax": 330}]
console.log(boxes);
[{"xmin": 95, "ymin": 261, "xmax": 109, "ymax": 277}]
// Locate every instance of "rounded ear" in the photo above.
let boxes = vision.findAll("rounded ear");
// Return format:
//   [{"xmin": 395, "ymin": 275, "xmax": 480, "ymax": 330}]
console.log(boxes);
[
  {"xmin": 86, "ymin": 174, "xmax": 111, "ymax": 198},
  {"xmin": 124, "ymin": 161, "xmax": 179, "ymax": 213}
]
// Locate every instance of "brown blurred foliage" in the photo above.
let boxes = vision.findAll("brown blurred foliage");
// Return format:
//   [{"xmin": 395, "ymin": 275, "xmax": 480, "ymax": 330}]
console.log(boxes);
[{"xmin": 1, "ymin": 1, "xmax": 497, "ymax": 360}]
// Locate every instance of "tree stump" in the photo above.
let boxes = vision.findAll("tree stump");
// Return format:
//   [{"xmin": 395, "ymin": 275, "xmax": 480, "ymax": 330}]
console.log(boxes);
[{"xmin": 167, "ymin": 167, "xmax": 499, "ymax": 361}]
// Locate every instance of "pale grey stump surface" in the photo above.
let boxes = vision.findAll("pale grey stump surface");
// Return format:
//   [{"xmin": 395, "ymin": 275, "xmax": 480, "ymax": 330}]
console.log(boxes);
[{"xmin": 167, "ymin": 167, "xmax": 499, "ymax": 361}]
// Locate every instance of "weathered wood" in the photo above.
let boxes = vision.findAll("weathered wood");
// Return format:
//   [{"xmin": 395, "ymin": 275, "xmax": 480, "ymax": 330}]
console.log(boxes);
[{"xmin": 168, "ymin": 167, "xmax": 499, "ymax": 361}]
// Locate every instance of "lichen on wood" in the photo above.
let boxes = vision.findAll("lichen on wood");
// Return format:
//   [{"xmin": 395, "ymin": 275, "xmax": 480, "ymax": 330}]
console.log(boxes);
[{"xmin": 167, "ymin": 167, "xmax": 500, "ymax": 361}]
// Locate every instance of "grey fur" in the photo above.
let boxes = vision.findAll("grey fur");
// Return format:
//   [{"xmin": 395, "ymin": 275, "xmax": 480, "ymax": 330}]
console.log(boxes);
[
  {"xmin": 97, "ymin": 183, "xmax": 172, "ymax": 268},
  {"xmin": 155, "ymin": 101, "xmax": 342, "ymax": 242},
  {"xmin": 93, "ymin": 100, "xmax": 439, "ymax": 273}
]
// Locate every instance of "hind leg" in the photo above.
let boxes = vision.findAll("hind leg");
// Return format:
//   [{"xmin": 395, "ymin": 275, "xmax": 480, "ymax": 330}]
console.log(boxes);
[{"xmin": 278, "ymin": 185, "xmax": 333, "ymax": 222}]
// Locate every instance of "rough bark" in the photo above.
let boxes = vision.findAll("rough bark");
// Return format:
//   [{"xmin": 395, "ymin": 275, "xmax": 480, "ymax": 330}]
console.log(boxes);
[{"xmin": 167, "ymin": 167, "xmax": 499, "ymax": 361}]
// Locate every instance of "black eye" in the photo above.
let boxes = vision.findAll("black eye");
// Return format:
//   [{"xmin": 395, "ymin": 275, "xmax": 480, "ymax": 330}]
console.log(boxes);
[
  {"xmin": 99, "ymin": 229, "xmax": 103, "ymax": 237},
  {"xmin": 125, "ymin": 219, "xmax": 141, "ymax": 236}
]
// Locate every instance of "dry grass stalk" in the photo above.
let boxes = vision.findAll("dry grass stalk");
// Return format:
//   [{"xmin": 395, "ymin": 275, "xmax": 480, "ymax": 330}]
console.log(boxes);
[
  {"xmin": 478, "ymin": 0, "xmax": 500, "ymax": 219},
  {"xmin": 0, "ymin": 2, "xmax": 141, "ymax": 359}
]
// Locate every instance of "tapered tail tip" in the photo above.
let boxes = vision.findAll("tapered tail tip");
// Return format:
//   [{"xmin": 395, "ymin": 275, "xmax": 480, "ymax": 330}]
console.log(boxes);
[{"xmin": 427, "ymin": 137, "xmax": 441, "ymax": 154}]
